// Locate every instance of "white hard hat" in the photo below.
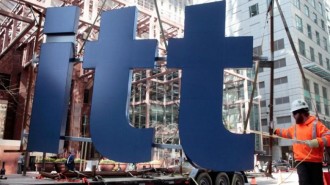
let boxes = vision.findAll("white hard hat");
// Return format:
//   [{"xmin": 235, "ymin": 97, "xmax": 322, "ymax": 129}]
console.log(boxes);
[{"xmin": 291, "ymin": 99, "xmax": 309, "ymax": 112}]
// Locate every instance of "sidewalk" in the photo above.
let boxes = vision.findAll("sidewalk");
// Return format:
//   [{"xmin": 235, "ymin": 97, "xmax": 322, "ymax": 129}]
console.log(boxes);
[{"xmin": 247, "ymin": 170, "xmax": 299, "ymax": 185}]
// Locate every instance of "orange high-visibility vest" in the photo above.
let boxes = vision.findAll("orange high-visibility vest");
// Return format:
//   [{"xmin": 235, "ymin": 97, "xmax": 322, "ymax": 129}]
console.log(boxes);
[{"xmin": 275, "ymin": 116, "xmax": 330, "ymax": 162}]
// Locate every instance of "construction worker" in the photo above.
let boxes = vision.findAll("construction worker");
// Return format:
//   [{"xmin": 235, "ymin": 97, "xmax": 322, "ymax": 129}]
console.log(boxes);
[
  {"xmin": 65, "ymin": 152, "xmax": 75, "ymax": 171},
  {"xmin": 17, "ymin": 153, "xmax": 24, "ymax": 174},
  {"xmin": 274, "ymin": 99, "xmax": 330, "ymax": 185}
]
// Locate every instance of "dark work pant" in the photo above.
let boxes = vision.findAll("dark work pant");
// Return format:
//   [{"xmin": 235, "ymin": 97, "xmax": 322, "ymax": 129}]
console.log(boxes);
[{"xmin": 296, "ymin": 161, "xmax": 323, "ymax": 185}]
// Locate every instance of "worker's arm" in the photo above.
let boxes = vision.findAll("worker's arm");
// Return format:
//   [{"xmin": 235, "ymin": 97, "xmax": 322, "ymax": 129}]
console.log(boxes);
[
  {"xmin": 316, "ymin": 121, "xmax": 330, "ymax": 148},
  {"xmin": 274, "ymin": 126, "xmax": 294, "ymax": 139}
]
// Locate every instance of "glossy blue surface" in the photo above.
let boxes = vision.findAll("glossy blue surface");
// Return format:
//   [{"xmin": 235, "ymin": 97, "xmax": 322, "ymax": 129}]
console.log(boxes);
[
  {"xmin": 28, "ymin": 2, "xmax": 255, "ymax": 171},
  {"xmin": 27, "ymin": 7, "xmax": 79, "ymax": 153},
  {"xmin": 27, "ymin": 43, "xmax": 74, "ymax": 153},
  {"xmin": 83, "ymin": 7, "xmax": 157, "ymax": 162},
  {"xmin": 44, "ymin": 6, "xmax": 80, "ymax": 35},
  {"xmin": 167, "ymin": 1, "xmax": 255, "ymax": 171}
]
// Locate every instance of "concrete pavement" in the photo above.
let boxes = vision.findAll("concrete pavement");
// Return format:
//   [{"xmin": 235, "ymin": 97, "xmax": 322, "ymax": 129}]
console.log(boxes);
[
  {"xmin": 0, "ymin": 170, "xmax": 302, "ymax": 185},
  {"xmin": 246, "ymin": 170, "xmax": 299, "ymax": 185}
]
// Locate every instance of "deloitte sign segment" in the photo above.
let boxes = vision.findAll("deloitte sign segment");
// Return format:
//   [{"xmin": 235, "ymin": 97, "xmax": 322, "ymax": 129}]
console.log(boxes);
[{"xmin": 27, "ymin": 1, "xmax": 255, "ymax": 171}]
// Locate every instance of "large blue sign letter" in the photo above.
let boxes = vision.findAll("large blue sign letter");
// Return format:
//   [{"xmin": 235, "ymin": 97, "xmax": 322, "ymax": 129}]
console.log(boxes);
[
  {"xmin": 167, "ymin": 2, "xmax": 255, "ymax": 171},
  {"xmin": 83, "ymin": 7, "xmax": 157, "ymax": 162},
  {"xmin": 27, "ymin": 6, "xmax": 80, "ymax": 153}
]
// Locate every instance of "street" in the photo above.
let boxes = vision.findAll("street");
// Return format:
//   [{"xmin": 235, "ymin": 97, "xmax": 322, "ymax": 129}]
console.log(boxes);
[{"xmin": 0, "ymin": 170, "xmax": 300, "ymax": 185}]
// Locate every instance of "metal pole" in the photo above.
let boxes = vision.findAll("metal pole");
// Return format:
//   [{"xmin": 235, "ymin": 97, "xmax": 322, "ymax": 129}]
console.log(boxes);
[
  {"xmin": 42, "ymin": 152, "xmax": 46, "ymax": 172},
  {"xmin": 267, "ymin": 0, "xmax": 275, "ymax": 177},
  {"xmin": 243, "ymin": 61, "xmax": 259, "ymax": 134},
  {"xmin": 153, "ymin": 0, "xmax": 168, "ymax": 51},
  {"xmin": 82, "ymin": 115, "xmax": 88, "ymax": 171},
  {"xmin": 23, "ymin": 11, "xmax": 43, "ymax": 176}
]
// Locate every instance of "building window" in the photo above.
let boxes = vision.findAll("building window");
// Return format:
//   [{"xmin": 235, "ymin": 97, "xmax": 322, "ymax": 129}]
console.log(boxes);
[
  {"xmin": 275, "ymin": 96, "xmax": 290, "ymax": 105},
  {"xmin": 274, "ymin": 58, "xmax": 286, "ymax": 68},
  {"xmin": 277, "ymin": 116, "xmax": 292, "ymax": 124},
  {"xmin": 253, "ymin": 46, "xmax": 262, "ymax": 56},
  {"xmin": 323, "ymin": 86, "xmax": 328, "ymax": 99},
  {"xmin": 310, "ymin": 47, "xmax": 315, "ymax": 61},
  {"xmin": 260, "ymin": 100, "xmax": 267, "ymax": 107},
  {"xmin": 261, "ymin": 118, "xmax": 268, "ymax": 126},
  {"xmin": 305, "ymin": 96, "xmax": 313, "ymax": 110},
  {"xmin": 314, "ymin": 82, "xmax": 319, "ymax": 95},
  {"xmin": 311, "ymin": 0, "xmax": 315, "ymax": 8},
  {"xmin": 323, "ymin": 37, "xmax": 328, "ymax": 51},
  {"xmin": 316, "ymin": 100, "xmax": 321, "ymax": 113},
  {"xmin": 323, "ymin": 87, "xmax": 329, "ymax": 115},
  {"xmin": 307, "ymin": 24, "xmax": 312, "ymax": 39},
  {"xmin": 249, "ymin": 4, "xmax": 259, "ymax": 17},
  {"xmin": 294, "ymin": 0, "xmax": 300, "ymax": 9},
  {"xmin": 304, "ymin": 5, "xmax": 310, "ymax": 17},
  {"xmin": 318, "ymin": 2, "xmax": 323, "ymax": 15},
  {"xmin": 274, "ymin": 76, "xmax": 288, "ymax": 85},
  {"xmin": 321, "ymin": 20, "xmax": 325, "ymax": 31},
  {"xmin": 312, "ymin": 12, "xmax": 317, "ymax": 24},
  {"xmin": 316, "ymin": 31, "xmax": 320, "ymax": 45},
  {"xmin": 298, "ymin": 39, "xmax": 306, "ymax": 56},
  {"xmin": 304, "ymin": 78, "xmax": 310, "ymax": 91},
  {"xmin": 327, "ymin": 58, "xmax": 330, "ymax": 70},
  {"xmin": 295, "ymin": 15, "xmax": 303, "ymax": 32},
  {"xmin": 274, "ymin": 38, "xmax": 284, "ymax": 51},
  {"xmin": 325, "ymin": 104, "xmax": 329, "ymax": 116},
  {"xmin": 319, "ymin": 53, "xmax": 323, "ymax": 66},
  {"xmin": 324, "ymin": 86, "xmax": 330, "ymax": 116},
  {"xmin": 259, "ymin": 81, "xmax": 265, "ymax": 88}
]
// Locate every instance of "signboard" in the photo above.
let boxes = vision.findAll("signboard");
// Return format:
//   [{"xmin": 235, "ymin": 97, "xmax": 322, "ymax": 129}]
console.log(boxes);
[{"xmin": 27, "ymin": 1, "xmax": 255, "ymax": 171}]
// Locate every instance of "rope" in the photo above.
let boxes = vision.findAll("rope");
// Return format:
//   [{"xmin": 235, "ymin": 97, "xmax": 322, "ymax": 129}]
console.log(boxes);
[
  {"xmin": 277, "ymin": 149, "xmax": 313, "ymax": 185},
  {"xmin": 249, "ymin": 129, "xmax": 304, "ymax": 142},
  {"xmin": 250, "ymin": 129, "xmax": 315, "ymax": 184}
]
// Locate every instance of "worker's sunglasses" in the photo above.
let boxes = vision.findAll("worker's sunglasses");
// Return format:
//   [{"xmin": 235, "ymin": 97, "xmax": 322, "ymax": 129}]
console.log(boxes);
[{"xmin": 292, "ymin": 110, "xmax": 301, "ymax": 115}]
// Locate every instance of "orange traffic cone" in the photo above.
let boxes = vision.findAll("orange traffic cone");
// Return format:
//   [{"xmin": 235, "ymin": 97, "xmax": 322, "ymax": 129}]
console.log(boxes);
[{"xmin": 250, "ymin": 176, "xmax": 257, "ymax": 185}]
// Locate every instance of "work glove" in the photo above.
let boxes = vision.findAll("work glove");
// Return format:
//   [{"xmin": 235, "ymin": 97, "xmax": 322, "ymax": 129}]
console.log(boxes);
[{"xmin": 305, "ymin": 139, "xmax": 319, "ymax": 148}]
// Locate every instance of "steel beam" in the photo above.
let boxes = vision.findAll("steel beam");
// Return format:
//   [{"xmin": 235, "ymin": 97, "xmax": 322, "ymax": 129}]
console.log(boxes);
[{"xmin": 0, "ymin": 8, "xmax": 33, "ymax": 23}]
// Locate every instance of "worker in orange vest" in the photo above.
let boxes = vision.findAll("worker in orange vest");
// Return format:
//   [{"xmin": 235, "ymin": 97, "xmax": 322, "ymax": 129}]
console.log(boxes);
[{"xmin": 274, "ymin": 99, "xmax": 330, "ymax": 185}]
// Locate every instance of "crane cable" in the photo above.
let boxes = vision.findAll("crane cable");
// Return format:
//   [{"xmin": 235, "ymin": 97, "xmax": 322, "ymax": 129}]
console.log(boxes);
[
  {"xmin": 245, "ymin": 0, "xmax": 319, "ymax": 131},
  {"xmin": 274, "ymin": 0, "xmax": 318, "ymax": 118},
  {"xmin": 244, "ymin": 0, "xmax": 320, "ymax": 182},
  {"xmin": 153, "ymin": 0, "xmax": 168, "ymax": 52},
  {"xmin": 243, "ymin": 7, "xmax": 269, "ymax": 133},
  {"xmin": 258, "ymin": 0, "xmax": 319, "ymax": 182},
  {"xmin": 77, "ymin": 0, "xmax": 107, "ymax": 56}
]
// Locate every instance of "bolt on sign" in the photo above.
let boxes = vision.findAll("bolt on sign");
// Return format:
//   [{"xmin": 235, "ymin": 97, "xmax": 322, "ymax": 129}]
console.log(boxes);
[{"xmin": 27, "ymin": 1, "xmax": 255, "ymax": 171}]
